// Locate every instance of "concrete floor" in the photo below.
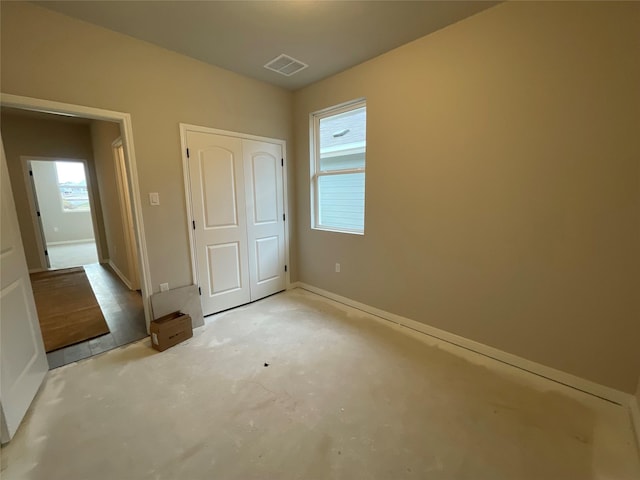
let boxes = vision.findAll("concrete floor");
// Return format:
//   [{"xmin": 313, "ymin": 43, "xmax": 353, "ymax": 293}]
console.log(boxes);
[{"xmin": 1, "ymin": 289, "xmax": 638, "ymax": 479}]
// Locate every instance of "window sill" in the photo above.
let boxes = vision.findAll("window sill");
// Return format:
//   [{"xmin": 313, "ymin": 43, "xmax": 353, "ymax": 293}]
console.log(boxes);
[{"xmin": 311, "ymin": 226, "xmax": 364, "ymax": 236}]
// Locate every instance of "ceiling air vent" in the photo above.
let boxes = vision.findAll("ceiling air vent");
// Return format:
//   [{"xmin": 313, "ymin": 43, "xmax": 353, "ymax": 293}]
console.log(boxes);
[{"xmin": 264, "ymin": 54, "xmax": 308, "ymax": 77}]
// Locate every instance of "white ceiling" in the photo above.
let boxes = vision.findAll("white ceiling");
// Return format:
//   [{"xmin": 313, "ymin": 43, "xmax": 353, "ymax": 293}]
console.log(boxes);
[{"xmin": 35, "ymin": 1, "xmax": 499, "ymax": 91}]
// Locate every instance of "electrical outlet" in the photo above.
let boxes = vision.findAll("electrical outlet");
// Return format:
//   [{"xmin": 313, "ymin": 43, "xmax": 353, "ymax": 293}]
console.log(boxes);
[
  {"xmin": 160, "ymin": 283, "xmax": 169, "ymax": 292},
  {"xmin": 335, "ymin": 263, "xmax": 341, "ymax": 273}
]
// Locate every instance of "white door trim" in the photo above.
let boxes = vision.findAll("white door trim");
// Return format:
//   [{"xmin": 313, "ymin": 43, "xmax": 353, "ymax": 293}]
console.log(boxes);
[
  {"xmin": 1, "ymin": 93, "xmax": 152, "ymax": 329},
  {"xmin": 179, "ymin": 123, "xmax": 291, "ymax": 293},
  {"xmin": 20, "ymin": 158, "xmax": 49, "ymax": 269},
  {"xmin": 180, "ymin": 123, "xmax": 288, "ymax": 146},
  {"xmin": 630, "ymin": 396, "xmax": 640, "ymax": 455}
]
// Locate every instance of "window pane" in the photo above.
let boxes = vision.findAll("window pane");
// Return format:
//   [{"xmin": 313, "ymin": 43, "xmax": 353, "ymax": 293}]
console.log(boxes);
[
  {"xmin": 318, "ymin": 173, "xmax": 364, "ymax": 232},
  {"xmin": 55, "ymin": 161, "xmax": 90, "ymax": 212},
  {"xmin": 319, "ymin": 106, "xmax": 366, "ymax": 171}
]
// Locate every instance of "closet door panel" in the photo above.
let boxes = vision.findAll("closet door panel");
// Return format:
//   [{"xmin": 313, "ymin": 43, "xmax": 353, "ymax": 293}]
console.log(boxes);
[
  {"xmin": 243, "ymin": 140, "xmax": 286, "ymax": 301},
  {"xmin": 186, "ymin": 132, "xmax": 250, "ymax": 315}
]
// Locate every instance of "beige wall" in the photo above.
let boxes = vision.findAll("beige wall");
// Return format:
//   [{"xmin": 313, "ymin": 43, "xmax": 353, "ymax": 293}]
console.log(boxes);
[
  {"xmin": 0, "ymin": 113, "xmax": 108, "ymax": 269},
  {"xmin": 30, "ymin": 160, "xmax": 96, "ymax": 243},
  {"xmin": 91, "ymin": 120, "xmax": 134, "ymax": 283},
  {"xmin": 293, "ymin": 2, "xmax": 640, "ymax": 392},
  {"xmin": 2, "ymin": 1, "xmax": 638, "ymax": 393},
  {"xmin": 0, "ymin": 2, "xmax": 295, "ymax": 292}
]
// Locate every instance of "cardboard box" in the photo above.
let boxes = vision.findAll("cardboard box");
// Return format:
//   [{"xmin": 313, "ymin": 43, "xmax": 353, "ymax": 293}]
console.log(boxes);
[{"xmin": 150, "ymin": 311, "xmax": 193, "ymax": 352}]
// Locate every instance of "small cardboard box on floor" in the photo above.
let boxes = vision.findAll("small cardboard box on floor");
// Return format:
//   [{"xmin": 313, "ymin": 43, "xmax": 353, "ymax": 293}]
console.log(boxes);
[{"xmin": 150, "ymin": 311, "xmax": 192, "ymax": 352}]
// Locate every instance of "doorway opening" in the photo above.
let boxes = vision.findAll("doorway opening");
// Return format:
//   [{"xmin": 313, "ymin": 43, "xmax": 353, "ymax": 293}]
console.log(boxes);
[
  {"xmin": 0, "ymin": 94, "xmax": 152, "ymax": 370},
  {"xmin": 27, "ymin": 158, "xmax": 99, "ymax": 269}
]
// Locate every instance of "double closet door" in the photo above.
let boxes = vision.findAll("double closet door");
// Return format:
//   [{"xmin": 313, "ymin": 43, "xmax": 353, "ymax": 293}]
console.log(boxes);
[{"xmin": 186, "ymin": 130, "xmax": 286, "ymax": 316}]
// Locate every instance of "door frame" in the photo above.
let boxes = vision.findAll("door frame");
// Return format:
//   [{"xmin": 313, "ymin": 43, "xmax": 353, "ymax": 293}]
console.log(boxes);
[
  {"xmin": 21, "ymin": 157, "xmax": 50, "ymax": 271},
  {"xmin": 21, "ymin": 156, "xmax": 104, "ymax": 271},
  {"xmin": 179, "ymin": 123, "xmax": 292, "ymax": 294},
  {"xmin": 111, "ymin": 137, "xmax": 141, "ymax": 290},
  {"xmin": 1, "ymin": 93, "xmax": 153, "ymax": 328}
]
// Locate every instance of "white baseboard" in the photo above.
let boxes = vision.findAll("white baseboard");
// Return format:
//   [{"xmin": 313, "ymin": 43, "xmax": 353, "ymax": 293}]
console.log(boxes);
[
  {"xmin": 47, "ymin": 238, "xmax": 95, "ymax": 246},
  {"xmin": 631, "ymin": 396, "xmax": 640, "ymax": 452},
  {"xmin": 108, "ymin": 259, "xmax": 133, "ymax": 290},
  {"xmin": 295, "ymin": 282, "xmax": 631, "ymax": 406}
]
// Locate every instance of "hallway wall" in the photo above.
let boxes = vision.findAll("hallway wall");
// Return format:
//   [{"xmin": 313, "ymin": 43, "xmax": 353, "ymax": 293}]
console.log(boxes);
[
  {"xmin": 91, "ymin": 120, "xmax": 136, "ymax": 286},
  {"xmin": 0, "ymin": 112, "xmax": 109, "ymax": 269}
]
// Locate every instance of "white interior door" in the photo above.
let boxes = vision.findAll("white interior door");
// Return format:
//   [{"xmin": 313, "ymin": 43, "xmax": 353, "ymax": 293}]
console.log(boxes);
[
  {"xmin": 187, "ymin": 132, "xmax": 251, "ymax": 315},
  {"xmin": 243, "ymin": 140, "xmax": 286, "ymax": 301},
  {"xmin": 0, "ymin": 137, "xmax": 48, "ymax": 444},
  {"xmin": 113, "ymin": 141, "xmax": 140, "ymax": 290}
]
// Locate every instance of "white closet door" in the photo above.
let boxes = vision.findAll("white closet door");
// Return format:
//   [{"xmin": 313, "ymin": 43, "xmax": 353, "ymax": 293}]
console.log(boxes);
[
  {"xmin": 1, "ymin": 138, "xmax": 48, "ymax": 443},
  {"xmin": 242, "ymin": 140, "xmax": 286, "ymax": 301},
  {"xmin": 186, "ymin": 132, "xmax": 250, "ymax": 316}
]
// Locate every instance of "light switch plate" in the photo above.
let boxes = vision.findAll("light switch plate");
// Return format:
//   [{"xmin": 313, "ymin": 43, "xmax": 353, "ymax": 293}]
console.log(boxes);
[{"xmin": 149, "ymin": 192, "xmax": 160, "ymax": 205}]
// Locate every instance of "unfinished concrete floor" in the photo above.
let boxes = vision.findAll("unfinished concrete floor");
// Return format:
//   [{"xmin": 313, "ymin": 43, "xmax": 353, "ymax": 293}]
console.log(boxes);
[{"xmin": 1, "ymin": 289, "xmax": 639, "ymax": 479}]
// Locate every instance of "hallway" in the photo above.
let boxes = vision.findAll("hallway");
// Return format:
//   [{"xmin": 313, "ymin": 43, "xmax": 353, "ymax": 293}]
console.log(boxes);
[{"xmin": 45, "ymin": 263, "xmax": 147, "ymax": 368}]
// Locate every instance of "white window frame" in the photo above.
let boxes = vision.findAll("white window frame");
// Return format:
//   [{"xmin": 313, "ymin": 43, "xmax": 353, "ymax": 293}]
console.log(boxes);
[{"xmin": 310, "ymin": 99, "xmax": 366, "ymax": 235}]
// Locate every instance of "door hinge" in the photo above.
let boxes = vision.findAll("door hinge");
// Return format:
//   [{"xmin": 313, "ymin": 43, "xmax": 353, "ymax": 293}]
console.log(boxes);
[
  {"xmin": 198, "ymin": 286, "xmax": 202, "ymax": 295},
  {"xmin": 284, "ymin": 265, "xmax": 288, "ymax": 272},
  {"xmin": 29, "ymin": 170, "xmax": 33, "ymax": 176},
  {"xmin": 281, "ymin": 158, "xmax": 284, "ymax": 167},
  {"xmin": 186, "ymin": 148, "xmax": 190, "ymax": 158},
  {"xmin": 192, "ymin": 220, "xmax": 196, "ymax": 230},
  {"xmin": 44, "ymin": 250, "xmax": 48, "ymax": 256},
  {"xmin": 283, "ymin": 213, "xmax": 286, "ymax": 221},
  {"xmin": 37, "ymin": 211, "xmax": 41, "ymax": 217}
]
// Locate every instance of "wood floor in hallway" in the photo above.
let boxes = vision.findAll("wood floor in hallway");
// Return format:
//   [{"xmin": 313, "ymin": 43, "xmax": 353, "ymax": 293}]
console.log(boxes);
[{"xmin": 44, "ymin": 263, "xmax": 147, "ymax": 368}]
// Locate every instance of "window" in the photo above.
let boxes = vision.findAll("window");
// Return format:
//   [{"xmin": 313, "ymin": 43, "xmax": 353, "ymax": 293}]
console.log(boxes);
[
  {"xmin": 311, "ymin": 100, "xmax": 366, "ymax": 234},
  {"xmin": 55, "ymin": 161, "xmax": 90, "ymax": 212}
]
